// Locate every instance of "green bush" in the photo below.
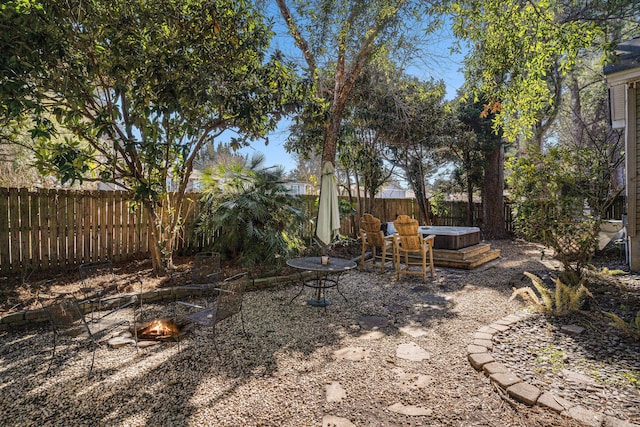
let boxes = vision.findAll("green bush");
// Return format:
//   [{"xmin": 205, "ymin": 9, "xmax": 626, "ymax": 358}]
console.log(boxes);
[
  {"xmin": 195, "ymin": 154, "xmax": 305, "ymax": 270},
  {"xmin": 507, "ymin": 146, "xmax": 619, "ymax": 285}
]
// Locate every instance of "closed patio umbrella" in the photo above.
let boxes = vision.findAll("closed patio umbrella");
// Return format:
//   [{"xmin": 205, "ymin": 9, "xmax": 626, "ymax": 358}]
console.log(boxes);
[{"xmin": 316, "ymin": 161, "xmax": 341, "ymax": 246}]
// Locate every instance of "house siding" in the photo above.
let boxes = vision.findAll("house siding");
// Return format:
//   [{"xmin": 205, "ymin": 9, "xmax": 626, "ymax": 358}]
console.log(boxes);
[{"xmin": 630, "ymin": 84, "xmax": 640, "ymax": 271}]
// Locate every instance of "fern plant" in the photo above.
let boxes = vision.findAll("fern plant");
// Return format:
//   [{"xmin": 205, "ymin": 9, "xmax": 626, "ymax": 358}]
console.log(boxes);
[
  {"xmin": 604, "ymin": 311, "xmax": 640, "ymax": 339},
  {"xmin": 510, "ymin": 272, "xmax": 592, "ymax": 316}
]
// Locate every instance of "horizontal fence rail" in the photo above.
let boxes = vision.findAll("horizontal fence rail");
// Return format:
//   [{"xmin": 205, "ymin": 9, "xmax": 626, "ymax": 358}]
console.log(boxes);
[{"xmin": 3, "ymin": 187, "xmax": 622, "ymax": 275}]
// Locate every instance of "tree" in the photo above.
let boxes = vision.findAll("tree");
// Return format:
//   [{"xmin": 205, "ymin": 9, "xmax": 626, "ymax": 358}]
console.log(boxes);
[
  {"xmin": 374, "ymin": 72, "xmax": 448, "ymax": 224},
  {"xmin": 274, "ymin": 0, "xmax": 442, "ymax": 166},
  {"xmin": 1, "ymin": 0, "xmax": 300, "ymax": 273},
  {"xmin": 449, "ymin": 0, "xmax": 635, "ymax": 143},
  {"xmin": 453, "ymin": 95, "xmax": 506, "ymax": 236}
]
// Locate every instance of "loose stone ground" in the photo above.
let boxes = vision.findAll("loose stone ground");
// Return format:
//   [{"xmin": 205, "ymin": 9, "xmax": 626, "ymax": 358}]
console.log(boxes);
[{"xmin": 0, "ymin": 240, "xmax": 632, "ymax": 426}]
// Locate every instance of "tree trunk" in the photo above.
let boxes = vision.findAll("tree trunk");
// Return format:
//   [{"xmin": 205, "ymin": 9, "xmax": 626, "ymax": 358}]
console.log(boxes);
[
  {"xmin": 569, "ymin": 74, "xmax": 584, "ymax": 146},
  {"xmin": 144, "ymin": 202, "xmax": 167, "ymax": 275},
  {"xmin": 143, "ymin": 198, "xmax": 185, "ymax": 276},
  {"xmin": 466, "ymin": 178, "xmax": 474, "ymax": 226},
  {"xmin": 482, "ymin": 143, "xmax": 508, "ymax": 239},
  {"xmin": 322, "ymin": 107, "xmax": 342, "ymax": 165}
]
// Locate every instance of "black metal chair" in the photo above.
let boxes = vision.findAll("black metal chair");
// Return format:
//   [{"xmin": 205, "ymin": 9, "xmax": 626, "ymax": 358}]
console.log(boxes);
[
  {"xmin": 79, "ymin": 261, "xmax": 142, "ymax": 350},
  {"xmin": 172, "ymin": 252, "xmax": 223, "ymax": 321},
  {"xmin": 182, "ymin": 272, "xmax": 250, "ymax": 358},
  {"xmin": 37, "ymin": 291, "xmax": 127, "ymax": 377},
  {"xmin": 78, "ymin": 261, "xmax": 140, "ymax": 322}
]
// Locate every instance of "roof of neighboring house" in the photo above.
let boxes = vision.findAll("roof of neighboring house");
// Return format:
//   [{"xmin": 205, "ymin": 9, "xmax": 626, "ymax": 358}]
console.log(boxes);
[{"xmin": 604, "ymin": 38, "xmax": 640, "ymax": 75}]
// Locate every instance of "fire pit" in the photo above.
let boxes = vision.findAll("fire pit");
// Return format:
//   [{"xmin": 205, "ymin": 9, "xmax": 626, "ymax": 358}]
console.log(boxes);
[{"xmin": 132, "ymin": 319, "xmax": 187, "ymax": 341}]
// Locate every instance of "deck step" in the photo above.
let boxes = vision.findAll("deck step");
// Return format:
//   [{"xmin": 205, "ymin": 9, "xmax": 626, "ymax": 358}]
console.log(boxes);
[
  {"xmin": 404, "ymin": 243, "xmax": 501, "ymax": 269},
  {"xmin": 433, "ymin": 249, "xmax": 501, "ymax": 269},
  {"xmin": 432, "ymin": 243, "xmax": 492, "ymax": 261}
]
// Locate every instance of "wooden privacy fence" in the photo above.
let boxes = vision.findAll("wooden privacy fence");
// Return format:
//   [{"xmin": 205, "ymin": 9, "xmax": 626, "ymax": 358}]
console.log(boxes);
[
  {"xmin": 11, "ymin": 187, "xmax": 609, "ymax": 274},
  {"xmin": 298, "ymin": 196, "xmax": 424, "ymax": 238},
  {"xmin": 0, "ymin": 188, "xmax": 202, "ymax": 274}
]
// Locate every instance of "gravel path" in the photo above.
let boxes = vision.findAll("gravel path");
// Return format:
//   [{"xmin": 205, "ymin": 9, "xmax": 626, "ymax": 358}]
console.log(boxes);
[{"xmin": 0, "ymin": 240, "xmax": 619, "ymax": 426}]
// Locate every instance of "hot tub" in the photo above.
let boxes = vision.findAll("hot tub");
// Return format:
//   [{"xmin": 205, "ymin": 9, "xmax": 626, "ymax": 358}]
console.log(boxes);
[{"xmin": 418, "ymin": 226, "xmax": 481, "ymax": 250}]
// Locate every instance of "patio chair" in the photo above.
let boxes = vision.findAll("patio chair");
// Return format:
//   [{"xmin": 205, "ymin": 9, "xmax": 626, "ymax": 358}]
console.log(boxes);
[
  {"xmin": 393, "ymin": 215, "xmax": 436, "ymax": 282},
  {"xmin": 183, "ymin": 272, "xmax": 250, "ymax": 358},
  {"xmin": 37, "ymin": 291, "xmax": 129, "ymax": 377},
  {"xmin": 359, "ymin": 213, "xmax": 394, "ymax": 272},
  {"xmin": 78, "ymin": 261, "xmax": 141, "ymax": 323},
  {"xmin": 174, "ymin": 252, "xmax": 223, "ymax": 313},
  {"xmin": 79, "ymin": 261, "xmax": 143, "ymax": 350}
]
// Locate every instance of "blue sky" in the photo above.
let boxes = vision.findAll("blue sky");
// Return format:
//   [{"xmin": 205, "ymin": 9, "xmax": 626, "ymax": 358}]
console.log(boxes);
[{"xmin": 237, "ymin": 25, "xmax": 467, "ymax": 174}]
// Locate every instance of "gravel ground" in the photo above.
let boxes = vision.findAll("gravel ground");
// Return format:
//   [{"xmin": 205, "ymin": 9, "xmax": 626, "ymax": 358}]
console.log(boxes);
[{"xmin": 1, "ymin": 240, "xmax": 630, "ymax": 427}]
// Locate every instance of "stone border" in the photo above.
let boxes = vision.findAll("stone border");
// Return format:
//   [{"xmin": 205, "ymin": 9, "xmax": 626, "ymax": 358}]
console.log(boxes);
[
  {"xmin": 0, "ymin": 271, "xmax": 311, "ymax": 331},
  {"xmin": 467, "ymin": 311, "xmax": 638, "ymax": 427}
]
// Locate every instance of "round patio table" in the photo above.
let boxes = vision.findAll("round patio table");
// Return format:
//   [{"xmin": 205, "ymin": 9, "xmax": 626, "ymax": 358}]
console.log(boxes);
[{"xmin": 286, "ymin": 257, "xmax": 357, "ymax": 308}]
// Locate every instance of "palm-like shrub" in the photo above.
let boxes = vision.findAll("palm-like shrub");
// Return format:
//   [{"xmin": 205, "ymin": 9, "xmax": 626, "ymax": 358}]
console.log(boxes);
[{"xmin": 195, "ymin": 153, "xmax": 305, "ymax": 270}]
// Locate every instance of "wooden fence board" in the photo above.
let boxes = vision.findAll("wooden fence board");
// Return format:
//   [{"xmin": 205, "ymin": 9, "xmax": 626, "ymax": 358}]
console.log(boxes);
[
  {"xmin": 132, "ymin": 204, "xmax": 140, "ymax": 256},
  {"xmin": 39, "ymin": 190, "xmax": 48, "ymax": 268},
  {"xmin": 18, "ymin": 188, "xmax": 30, "ymax": 269},
  {"xmin": 99, "ymin": 191, "xmax": 106, "ymax": 261},
  {"xmin": 142, "ymin": 203, "xmax": 149, "ymax": 255},
  {"xmin": 91, "ymin": 192, "xmax": 100, "ymax": 261},
  {"xmin": 106, "ymin": 191, "xmax": 114, "ymax": 260},
  {"xmin": 66, "ymin": 191, "xmax": 75, "ymax": 266},
  {"xmin": 114, "ymin": 193, "xmax": 122, "ymax": 262},
  {"xmin": 83, "ymin": 190, "xmax": 91, "ymax": 264},
  {"xmin": 9, "ymin": 188, "xmax": 20, "ymax": 271},
  {"xmin": 128, "ymin": 202, "xmax": 136, "ymax": 257},
  {"xmin": 70, "ymin": 192, "xmax": 84, "ymax": 265},
  {"xmin": 48, "ymin": 189, "xmax": 58, "ymax": 269},
  {"xmin": 30, "ymin": 190, "xmax": 40, "ymax": 270},
  {"xmin": 0, "ymin": 189, "xmax": 9, "ymax": 270}
]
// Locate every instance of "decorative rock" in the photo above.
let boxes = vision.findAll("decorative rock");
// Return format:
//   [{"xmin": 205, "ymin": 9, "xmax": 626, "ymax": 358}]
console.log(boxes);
[
  {"xmin": 333, "ymin": 347, "xmax": 370, "ymax": 361},
  {"xmin": 325, "ymin": 382, "xmax": 346, "ymax": 403},
  {"xmin": 561, "ymin": 369, "xmax": 597, "ymax": 385},
  {"xmin": 137, "ymin": 340, "xmax": 160, "ymax": 348},
  {"xmin": 388, "ymin": 403, "xmax": 433, "ymax": 416},
  {"xmin": 561, "ymin": 324, "xmax": 585, "ymax": 335},
  {"xmin": 490, "ymin": 372, "xmax": 521, "ymax": 388},
  {"xmin": 495, "ymin": 317, "xmax": 519, "ymax": 326},
  {"xmin": 395, "ymin": 368, "xmax": 434, "ymax": 390},
  {"xmin": 477, "ymin": 326, "xmax": 498, "ymax": 335},
  {"xmin": 416, "ymin": 294, "xmax": 450, "ymax": 306},
  {"xmin": 506, "ymin": 382, "xmax": 541, "ymax": 405},
  {"xmin": 397, "ymin": 342, "xmax": 430, "ymax": 361},
  {"xmin": 537, "ymin": 392, "xmax": 574, "ymax": 414},
  {"xmin": 472, "ymin": 339, "xmax": 493, "ymax": 350},
  {"xmin": 108, "ymin": 336, "xmax": 136, "ymax": 348},
  {"xmin": 357, "ymin": 330, "xmax": 385, "ymax": 340},
  {"xmin": 399, "ymin": 324, "xmax": 429, "ymax": 338},
  {"xmin": 603, "ymin": 415, "xmax": 640, "ymax": 427},
  {"xmin": 482, "ymin": 362, "xmax": 509, "ymax": 376},
  {"xmin": 474, "ymin": 332, "xmax": 494, "ymax": 340},
  {"xmin": 411, "ymin": 374, "xmax": 434, "ymax": 389},
  {"xmin": 468, "ymin": 352, "xmax": 494, "ymax": 370},
  {"xmin": 488, "ymin": 323, "xmax": 510, "ymax": 332},
  {"xmin": 561, "ymin": 405, "xmax": 603, "ymax": 427},
  {"xmin": 467, "ymin": 344, "xmax": 489, "ymax": 355},
  {"xmin": 322, "ymin": 415, "xmax": 356, "ymax": 427}
]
